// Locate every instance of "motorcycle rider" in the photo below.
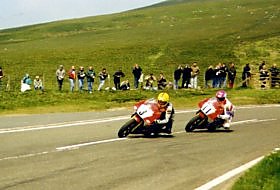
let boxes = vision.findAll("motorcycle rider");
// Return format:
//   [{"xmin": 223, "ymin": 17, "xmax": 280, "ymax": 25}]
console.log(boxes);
[
  {"xmin": 153, "ymin": 92, "xmax": 175, "ymax": 134},
  {"xmin": 206, "ymin": 90, "xmax": 235, "ymax": 130}
]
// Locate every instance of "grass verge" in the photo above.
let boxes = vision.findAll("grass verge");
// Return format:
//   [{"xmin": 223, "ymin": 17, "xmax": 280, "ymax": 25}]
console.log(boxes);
[{"xmin": 232, "ymin": 150, "xmax": 280, "ymax": 190}]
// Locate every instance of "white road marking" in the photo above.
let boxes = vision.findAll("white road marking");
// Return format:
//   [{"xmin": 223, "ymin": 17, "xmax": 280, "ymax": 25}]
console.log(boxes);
[
  {"xmin": 1, "ymin": 104, "xmax": 279, "ymax": 134},
  {"xmin": 194, "ymin": 156, "xmax": 265, "ymax": 190},
  {"xmin": 56, "ymin": 138, "xmax": 127, "ymax": 151},
  {"xmin": 0, "ymin": 116, "xmax": 130, "ymax": 134},
  {"xmin": 56, "ymin": 119, "xmax": 276, "ymax": 151},
  {"xmin": 0, "ymin": 118, "xmax": 277, "ymax": 162}
]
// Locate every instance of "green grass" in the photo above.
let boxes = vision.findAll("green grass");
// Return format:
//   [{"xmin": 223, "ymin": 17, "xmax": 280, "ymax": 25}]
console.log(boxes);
[
  {"xmin": 0, "ymin": 88, "xmax": 279, "ymax": 115},
  {"xmin": 232, "ymin": 151, "xmax": 280, "ymax": 190},
  {"xmin": 0, "ymin": 0, "xmax": 279, "ymax": 114}
]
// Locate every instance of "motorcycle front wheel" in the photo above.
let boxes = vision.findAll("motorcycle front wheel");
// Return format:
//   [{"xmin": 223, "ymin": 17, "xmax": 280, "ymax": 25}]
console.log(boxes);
[
  {"xmin": 185, "ymin": 115, "xmax": 206, "ymax": 132},
  {"xmin": 118, "ymin": 118, "xmax": 139, "ymax": 138}
]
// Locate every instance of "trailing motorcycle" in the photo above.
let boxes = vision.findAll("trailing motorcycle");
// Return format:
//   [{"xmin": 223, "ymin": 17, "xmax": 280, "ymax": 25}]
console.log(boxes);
[
  {"xmin": 118, "ymin": 99, "xmax": 166, "ymax": 138},
  {"xmin": 185, "ymin": 98, "xmax": 230, "ymax": 132}
]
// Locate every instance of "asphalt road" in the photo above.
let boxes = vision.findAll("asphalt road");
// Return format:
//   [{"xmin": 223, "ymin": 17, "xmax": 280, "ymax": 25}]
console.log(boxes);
[{"xmin": 0, "ymin": 105, "xmax": 279, "ymax": 190}]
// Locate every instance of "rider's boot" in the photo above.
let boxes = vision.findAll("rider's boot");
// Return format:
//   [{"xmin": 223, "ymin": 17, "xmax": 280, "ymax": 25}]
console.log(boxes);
[{"xmin": 223, "ymin": 122, "xmax": 231, "ymax": 130}]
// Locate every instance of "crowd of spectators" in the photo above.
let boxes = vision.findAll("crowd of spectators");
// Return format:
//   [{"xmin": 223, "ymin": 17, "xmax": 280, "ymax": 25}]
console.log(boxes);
[{"xmin": 0, "ymin": 60, "xmax": 279, "ymax": 93}]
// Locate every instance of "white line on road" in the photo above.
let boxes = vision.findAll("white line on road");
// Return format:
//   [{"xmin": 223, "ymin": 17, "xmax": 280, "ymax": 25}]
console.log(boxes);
[
  {"xmin": 194, "ymin": 156, "xmax": 265, "ymax": 190},
  {"xmin": 56, "ymin": 118, "xmax": 276, "ymax": 151},
  {"xmin": 0, "ymin": 116, "xmax": 131, "ymax": 134},
  {"xmin": 1, "ymin": 104, "xmax": 279, "ymax": 134},
  {"xmin": 0, "ymin": 118, "xmax": 276, "ymax": 162},
  {"xmin": 56, "ymin": 138, "xmax": 127, "ymax": 151}
]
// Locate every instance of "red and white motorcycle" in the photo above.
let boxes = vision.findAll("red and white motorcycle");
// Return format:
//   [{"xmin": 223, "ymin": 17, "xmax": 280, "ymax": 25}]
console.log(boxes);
[
  {"xmin": 118, "ymin": 99, "xmax": 164, "ymax": 138},
  {"xmin": 185, "ymin": 98, "xmax": 233, "ymax": 132}
]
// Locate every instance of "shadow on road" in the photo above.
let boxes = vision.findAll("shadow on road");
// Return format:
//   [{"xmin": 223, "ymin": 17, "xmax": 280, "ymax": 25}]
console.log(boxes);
[
  {"xmin": 128, "ymin": 134, "xmax": 175, "ymax": 138},
  {"xmin": 190, "ymin": 129, "xmax": 234, "ymax": 133}
]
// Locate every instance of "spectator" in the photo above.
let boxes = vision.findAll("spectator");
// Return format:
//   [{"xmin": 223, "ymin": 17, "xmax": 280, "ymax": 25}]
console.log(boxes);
[
  {"xmin": 190, "ymin": 62, "xmax": 200, "ymax": 89},
  {"xmin": 113, "ymin": 68, "xmax": 125, "ymax": 90},
  {"xmin": 213, "ymin": 63, "xmax": 221, "ymax": 88},
  {"xmin": 182, "ymin": 64, "xmax": 192, "ymax": 88},
  {"xmin": 77, "ymin": 66, "xmax": 86, "ymax": 92},
  {"xmin": 204, "ymin": 65, "xmax": 214, "ymax": 88},
  {"xmin": 132, "ymin": 64, "xmax": 142, "ymax": 89},
  {"xmin": 97, "ymin": 68, "xmax": 108, "ymax": 91},
  {"xmin": 0, "ymin": 66, "xmax": 4, "ymax": 91},
  {"xmin": 144, "ymin": 73, "xmax": 157, "ymax": 90},
  {"xmin": 220, "ymin": 63, "xmax": 228, "ymax": 88},
  {"xmin": 21, "ymin": 73, "xmax": 32, "ymax": 92},
  {"xmin": 120, "ymin": 80, "xmax": 130, "ymax": 90},
  {"xmin": 259, "ymin": 65, "xmax": 269, "ymax": 89},
  {"xmin": 56, "ymin": 65, "xmax": 65, "ymax": 91},
  {"xmin": 228, "ymin": 62, "xmax": 237, "ymax": 88},
  {"xmin": 34, "ymin": 75, "xmax": 44, "ymax": 91},
  {"xmin": 242, "ymin": 63, "xmax": 251, "ymax": 87},
  {"xmin": 269, "ymin": 63, "xmax": 279, "ymax": 88},
  {"xmin": 174, "ymin": 65, "xmax": 182, "ymax": 90},
  {"xmin": 157, "ymin": 72, "xmax": 167, "ymax": 90},
  {"xmin": 259, "ymin": 60, "xmax": 266, "ymax": 71},
  {"xmin": 68, "ymin": 66, "xmax": 76, "ymax": 92},
  {"xmin": 86, "ymin": 66, "xmax": 95, "ymax": 93}
]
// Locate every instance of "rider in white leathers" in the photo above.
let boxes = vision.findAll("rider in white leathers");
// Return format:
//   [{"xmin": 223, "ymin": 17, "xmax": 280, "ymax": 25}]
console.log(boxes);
[{"xmin": 215, "ymin": 90, "xmax": 235, "ymax": 129}]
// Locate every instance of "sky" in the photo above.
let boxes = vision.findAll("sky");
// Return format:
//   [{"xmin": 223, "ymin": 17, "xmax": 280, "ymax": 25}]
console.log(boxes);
[{"xmin": 0, "ymin": 0, "xmax": 166, "ymax": 30}]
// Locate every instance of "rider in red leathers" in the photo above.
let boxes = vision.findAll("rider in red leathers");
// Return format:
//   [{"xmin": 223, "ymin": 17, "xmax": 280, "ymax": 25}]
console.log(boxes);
[
  {"xmin": 137, "ymin": 93, "xmax": 175, "ymax": 134},
  {"xmin": 154, "ymin": 92, "xmax": 175, "ymax": 134},
  {"xmin": 201, "ymin": 90, "xmax": 235, "ymax": 130}
]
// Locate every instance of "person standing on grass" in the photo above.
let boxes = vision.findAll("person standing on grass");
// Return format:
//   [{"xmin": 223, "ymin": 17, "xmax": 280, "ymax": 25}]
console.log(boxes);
[
  {"xmin": 204, "ymin": 65, "xmax": 214, "ymax": 88},
  {"xmin": 86, "ymin": 66, "xmax": 95, "ymax": 93},
  {"xmin": 173, "ymin": 65, "xmax": 182, "ymax": 90},
  {"xmin": 190, "ymin": 62, "xmax": 200, "ymax": 89},
  {"xmin": 182, "ymin": 64, "xmax": 192, "ymax": 88},
  {"xmin": 132, "ymin": 64, "xmax": 142, "ymax": 89},
  {"xmin": 242, "ymin": 63, "xmax": 251, "ymax": 87},
  {"xmin": 269, "ymin": 63, "xmax": 279, "ymax": 88},
  {"xmin": 0, "ymin": 66, "xmax": 4, "ymax": 91},
  {"xmin": 68, "ymin": 65, "xmax": 76, "ymax": 92},
  {"xmin": 228, "ymin": 62, "xmax": 236, "ymax": 88},
  {"xmin": 77, "ymin": 66, "xmax": 86, "ymax": 92},
  {"xmin": 113, "ymin": 68, "xmax": 125, "ymax": 90},
  {"xmin": 97, "ymin": 68, "xmax": 108, "ymax": 91},
  {"xmin": 56, "ymin": 65, "xmax": 65, "ymax": 91}
]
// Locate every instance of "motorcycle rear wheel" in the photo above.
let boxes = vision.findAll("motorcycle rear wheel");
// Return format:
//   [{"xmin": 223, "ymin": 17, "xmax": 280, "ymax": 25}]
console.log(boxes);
[
  {"xmin": 185, "ymin": 115, "xmax": 206, "ymax": 132},
  {"xmin": 118, "ymin": 118, "xmax": 139, "ymax": 138}
]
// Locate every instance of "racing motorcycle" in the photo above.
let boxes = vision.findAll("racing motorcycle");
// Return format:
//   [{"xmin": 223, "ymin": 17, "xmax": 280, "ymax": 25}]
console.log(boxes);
[
  {"xmin": 118, "ymin": 99, "xmax": 166, "ymax": 138},
  {"xmin": 185, "ymin": 98, "xmax": 229, "ymax": 132}
]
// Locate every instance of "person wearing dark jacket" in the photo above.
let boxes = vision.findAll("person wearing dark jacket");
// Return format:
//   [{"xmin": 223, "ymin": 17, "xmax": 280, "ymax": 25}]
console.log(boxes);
[
  {"xmin": 204, "ymin": 65, "xmax": 215, "ymax": 88},
  {"xmin": 86, "ymin": 66, "xmax": 95, "ymax": 93},
  {"xmin": 132, "ymin": 64, "xmax": 142, "ymax": 89},
  {"xmin": 182, "ymin": 64, "xmax": 192, "ymax": 88},
  {"xmin": 242, "ymin": 63, "xmax": 251, "ymax": 87},
  {"xmin": 269, "ymin": 64, "xmax": 279, "ymax": 88},
  {"xmin": 113, "ymin": 69, "xmax": 125, "ymax": 90},
  {"xmin": 174, "ymin": 65, "xmax": 182, "ymax": 90},
  {"xmin": 228, "ymin": 63, "xmax": 236, "ymax": 88}
]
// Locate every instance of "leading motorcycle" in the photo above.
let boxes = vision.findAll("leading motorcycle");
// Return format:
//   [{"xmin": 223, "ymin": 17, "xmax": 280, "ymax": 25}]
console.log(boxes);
[
  {"xmin": 185, "ymin": 98, "xmax": 229, "ymax": 132},
  {"xmin": 118, "ymin": 99, "xmax": 166, "ymax": 138}
]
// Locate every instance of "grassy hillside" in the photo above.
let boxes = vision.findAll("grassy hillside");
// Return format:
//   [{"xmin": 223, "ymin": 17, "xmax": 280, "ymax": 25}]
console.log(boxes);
[{"xmin": 0, "ymin": 0, "xmax": 279, "ymax": 113}]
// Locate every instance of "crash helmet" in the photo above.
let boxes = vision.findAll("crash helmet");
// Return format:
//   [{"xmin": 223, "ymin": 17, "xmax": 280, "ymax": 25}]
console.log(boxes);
[
  {"xmin": 157, "ymin": 92, "xmax": 169, "ymax": 107},
  {"xmin": 216, "ymin": 90, "xmax": 227, "ymax": 102}
]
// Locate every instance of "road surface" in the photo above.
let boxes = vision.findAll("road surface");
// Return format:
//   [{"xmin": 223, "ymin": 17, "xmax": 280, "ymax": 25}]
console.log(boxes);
[{"xmin": 0, "ymin": 105, "xmax": 279, "ymax": 190}]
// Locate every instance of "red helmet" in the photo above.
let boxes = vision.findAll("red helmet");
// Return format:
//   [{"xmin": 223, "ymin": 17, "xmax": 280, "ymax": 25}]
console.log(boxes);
[{"xmin": 216, "ymin": 90, "xmax": 227, "ymax": 101}]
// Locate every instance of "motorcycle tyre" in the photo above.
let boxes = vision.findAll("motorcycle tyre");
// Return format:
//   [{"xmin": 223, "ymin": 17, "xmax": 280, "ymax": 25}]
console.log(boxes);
[
  {"xmin": 185, "ymin": 115, "xmax": 206, "ymax": 132},
  {"xmin": 118, "ymin": 118, "xmax": 139, "ymax": 138}
]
